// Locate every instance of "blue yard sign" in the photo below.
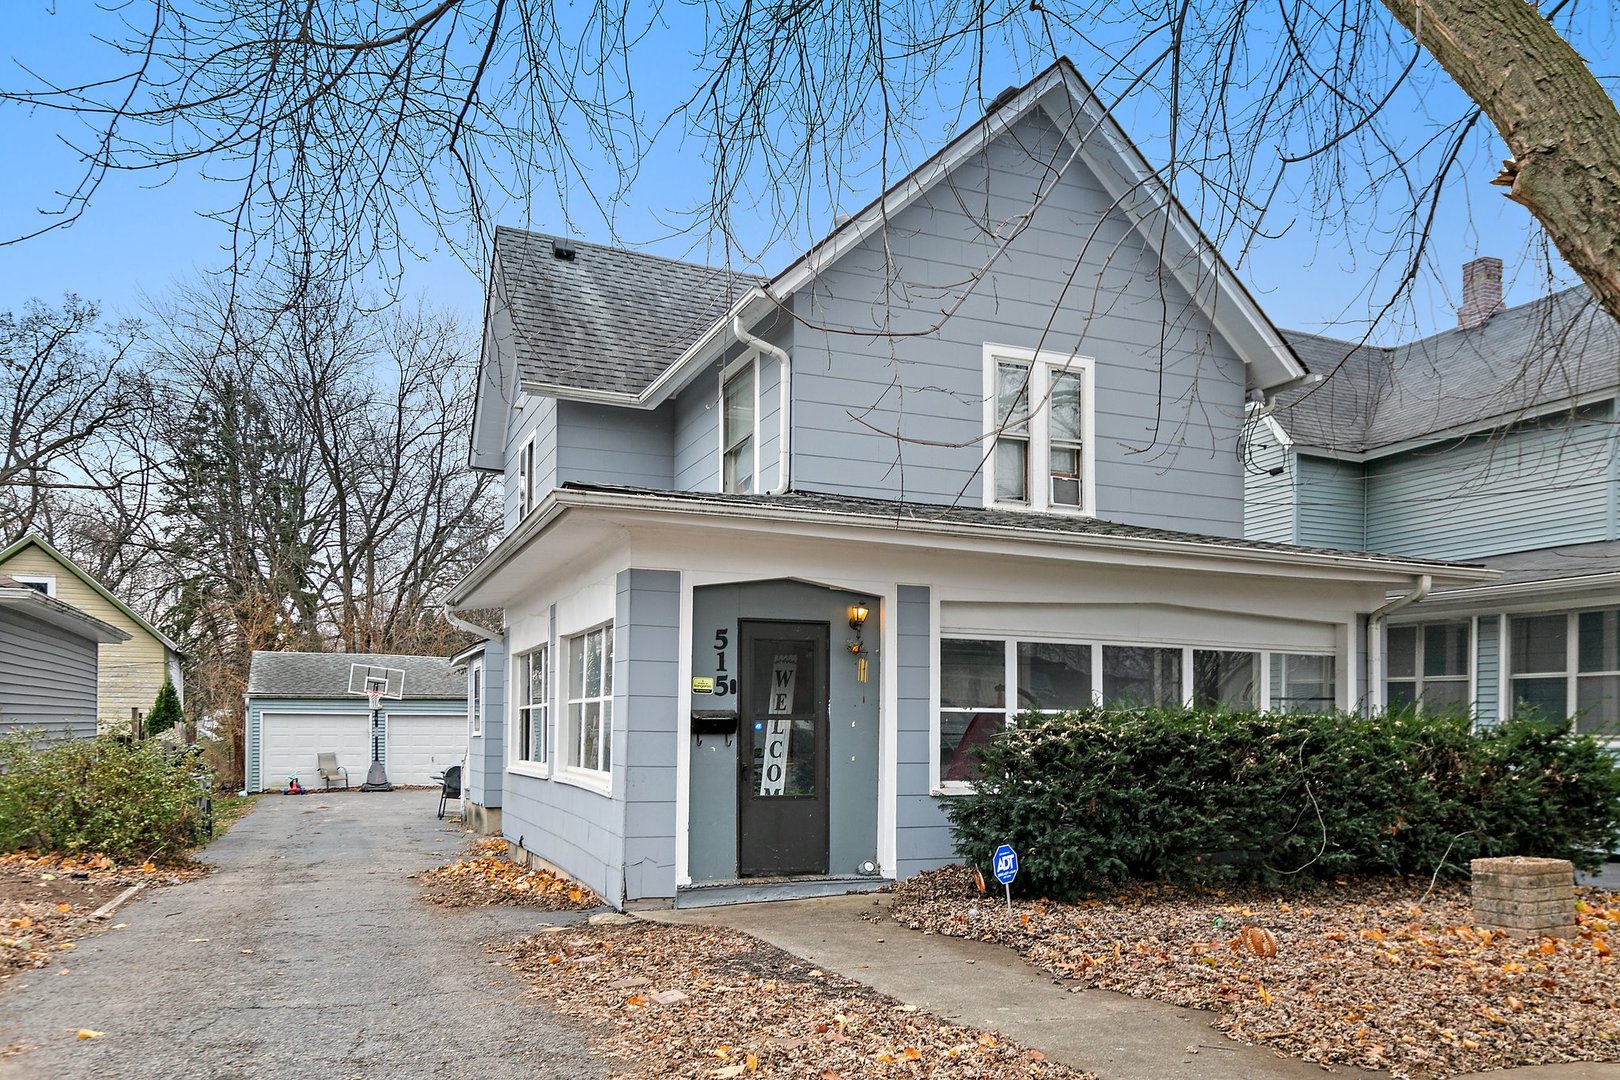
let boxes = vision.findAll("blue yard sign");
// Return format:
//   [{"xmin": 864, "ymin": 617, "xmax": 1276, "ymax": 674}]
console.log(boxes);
[{"xmin": 992, "ymin": 844, "xmax": 1018, "ymax": 914}]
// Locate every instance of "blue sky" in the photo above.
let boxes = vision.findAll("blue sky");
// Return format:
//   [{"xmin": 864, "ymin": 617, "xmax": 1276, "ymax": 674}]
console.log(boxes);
[{"xmin": 0, "ymin": 1, "xmax": 1608, "ymax": 340}]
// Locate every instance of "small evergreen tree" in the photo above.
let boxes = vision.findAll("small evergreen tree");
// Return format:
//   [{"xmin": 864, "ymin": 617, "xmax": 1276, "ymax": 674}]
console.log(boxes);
[{"xmin": 145, "ymin": 678, "xmax": 183, "ymax": 737}]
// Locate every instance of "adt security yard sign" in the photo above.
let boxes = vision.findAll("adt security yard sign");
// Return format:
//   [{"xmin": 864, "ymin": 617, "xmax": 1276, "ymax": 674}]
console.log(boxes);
[{"xmin": 992, "ymin": 844, "xmax": 1018, "ymax": 913}]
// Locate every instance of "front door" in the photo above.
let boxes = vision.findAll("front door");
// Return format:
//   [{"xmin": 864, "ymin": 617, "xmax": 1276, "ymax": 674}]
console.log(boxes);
[{"xmin": 738, "ymin": 621, "xmax": 830, "ymax": 876}]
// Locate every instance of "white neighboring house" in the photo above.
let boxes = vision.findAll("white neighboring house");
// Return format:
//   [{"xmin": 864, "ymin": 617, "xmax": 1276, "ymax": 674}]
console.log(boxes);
[{"xmin": 244, "ymin": 652, "xmax": 468, "ymax": 792}]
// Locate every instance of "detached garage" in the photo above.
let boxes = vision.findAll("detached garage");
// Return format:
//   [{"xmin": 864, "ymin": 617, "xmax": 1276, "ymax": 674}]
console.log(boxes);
[{"xmin": 246, "ymin": 651, "xmax": 468, "ymax": 792}]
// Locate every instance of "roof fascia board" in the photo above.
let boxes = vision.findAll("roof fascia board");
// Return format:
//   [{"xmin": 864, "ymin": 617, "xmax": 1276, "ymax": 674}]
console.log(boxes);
[
  {"xmin": 0, "ymin": 535, "xmax": 179, "ymax": 654},
  {"xmin": 1038, "ymin": 68, "xmax": 1304, "ymax": 392},
  {"xmin": 447, "ymin": 489, "xmax": 1492, "ymax": 605},
  {"xmin": 1292, "ymin": 388, "xmax": 1617, "ymax": 463},
  {"xmin": 469, "ymin": 248, "xmax": 512, "ymax": 470},
  {"xmin": 0, "ymin": 587, "xmax": 131, "ymax": 643}
]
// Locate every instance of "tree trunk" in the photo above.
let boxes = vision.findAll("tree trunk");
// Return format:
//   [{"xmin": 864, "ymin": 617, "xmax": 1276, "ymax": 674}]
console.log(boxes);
[{"xmin": 1378, "ymin": 0, "xmax": 1620, "ymax": 324}]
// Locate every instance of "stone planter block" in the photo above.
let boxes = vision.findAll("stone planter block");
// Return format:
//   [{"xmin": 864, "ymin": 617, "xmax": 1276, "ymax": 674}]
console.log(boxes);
[{"xmin": 1470, "ymin": 857, "xmax": 1575, "ymax": 939}]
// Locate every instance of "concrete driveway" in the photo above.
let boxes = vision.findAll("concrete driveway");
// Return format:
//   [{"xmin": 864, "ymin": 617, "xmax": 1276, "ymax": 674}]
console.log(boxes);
[{"xmin": 0, "ymin": 791, "xmax": 603, "ymax": 1080}]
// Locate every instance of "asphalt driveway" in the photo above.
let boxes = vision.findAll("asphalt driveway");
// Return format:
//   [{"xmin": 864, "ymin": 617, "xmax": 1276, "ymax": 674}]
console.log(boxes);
[{"xmin": 0, "ymin": 790, "xmax": 603, "ymax": 1080}]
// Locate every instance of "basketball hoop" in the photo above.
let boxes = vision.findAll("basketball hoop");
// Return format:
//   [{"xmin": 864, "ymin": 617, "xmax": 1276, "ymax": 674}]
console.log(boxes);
[{"xmin": 365, "ymin": 687, "xmax": 384, "ymax": 711}]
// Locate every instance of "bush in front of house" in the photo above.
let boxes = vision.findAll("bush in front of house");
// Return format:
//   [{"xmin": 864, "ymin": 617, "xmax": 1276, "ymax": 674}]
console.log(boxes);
[
  {"xmin": 944, "ymin": 707, "xmax": 1620, "ymax": 898},
  {"xmin": 0, "ymin": 732, "xmax": 211, "ymax": 860}
]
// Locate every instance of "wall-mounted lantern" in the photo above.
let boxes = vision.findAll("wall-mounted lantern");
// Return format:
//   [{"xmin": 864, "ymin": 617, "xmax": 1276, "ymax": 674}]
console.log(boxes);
[{"xmin": 848, "ymin": 599, "xmax": 872, "ymax": 683}]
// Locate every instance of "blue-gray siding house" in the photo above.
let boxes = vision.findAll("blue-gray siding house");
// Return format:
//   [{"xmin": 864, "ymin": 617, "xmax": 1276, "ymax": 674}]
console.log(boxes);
[
  {"xmin": 1245, "ymin": 258, "xmax": 1620, "ymax": 735},
  {"xmin": 450, "ymin": 59, "xmax": 1489, "ymax": 909},
  {"xmin": 0, "ymin": 575, "xmax": 130, "ymax": 739}
]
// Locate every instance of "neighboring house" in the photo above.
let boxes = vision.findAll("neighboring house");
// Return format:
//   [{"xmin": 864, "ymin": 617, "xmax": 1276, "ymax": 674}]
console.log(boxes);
[
  {"xmin": 1246, "ymin": 257, "xmax": 1620, "ymax": 735},
  {"xmin": 245, "ymin": 652, "xmax": 469, "ymax": 793},
  {"xmin": 0, "ymin": 575, "xmax": 130, "ymax": 739},
  {"xmin": 0, "ymin": 534, "xmax": 183, "ymax": 735},
  {"xmin": 447, "ymin": 59, "xmax": 1490, "ymax": 910},
  {"xmin": 451, "ymin": 637, "xmax": 505, "ymax": 834}
]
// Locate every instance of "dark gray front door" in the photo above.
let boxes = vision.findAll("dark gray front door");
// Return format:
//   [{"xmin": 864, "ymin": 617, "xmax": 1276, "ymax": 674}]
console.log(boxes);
[{"xmin": 738, "ymin": 621, "xmax": 829, "ymax": 877}]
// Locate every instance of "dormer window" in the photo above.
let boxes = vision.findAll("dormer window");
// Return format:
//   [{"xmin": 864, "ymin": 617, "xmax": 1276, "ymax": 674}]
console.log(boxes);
[
  {"xmin": 984, "ymin": 345, "xmax": 1094, "ymax": 513},
  {"xmin": 721, "ymin": 357, "xmax": 757, "ymax": 494}
]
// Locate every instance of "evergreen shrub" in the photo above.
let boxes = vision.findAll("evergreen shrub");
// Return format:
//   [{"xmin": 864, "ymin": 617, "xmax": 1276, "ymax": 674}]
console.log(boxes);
[
  {"xmin": 944, "ymin": 707, "xmax": 1620, "ymax": 898},
  {"xmin": 0, "ymin": 732, "xmax": 212, "ymax": 860},
  {"xmin": 145, "ymin": 678, "xmax": 183, "ymax": 737}
]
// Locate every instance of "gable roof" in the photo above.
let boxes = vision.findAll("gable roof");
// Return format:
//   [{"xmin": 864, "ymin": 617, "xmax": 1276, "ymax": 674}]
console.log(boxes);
[
  {"xmin": 246, "ymin": 651, "xmax": 465, "ymax": 701},
  {"xmin": 493, "ymin": 228, "xmax": 764, "ymax": 398},
  {"xmin": 1271, "ymin": 289, "xmax": 1620, "ymax": 456},
  {"xmin": 486, "ymin": 57, "xmax": 1308, "ymax": 413},
  {"xmin": 0, "ymin": 574, "xmax": 131, "ymax": 644},
  {"xmin": 0, "ymin": 534, "xmax": 182, "ymax": 655}
]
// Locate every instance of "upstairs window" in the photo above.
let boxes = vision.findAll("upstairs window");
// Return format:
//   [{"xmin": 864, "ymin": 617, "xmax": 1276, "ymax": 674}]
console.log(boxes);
[
  {"xmin": 985, "ymin": 345, "xmax": 1093, "ymax": 513},
  {"xmin": 721, "ymin": 358, "xmax": 757, "ymax": 494},
  {"xmin": 517, "ymin": 435, "xmax": 537, "ymax": 517}
]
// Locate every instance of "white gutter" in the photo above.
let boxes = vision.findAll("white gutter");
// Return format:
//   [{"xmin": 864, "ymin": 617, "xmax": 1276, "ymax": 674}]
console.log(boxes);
[
  {"xmin": 1366, "ymin": 573, "xmax": 1432, "ymax": 713},
  {"xmin": 442, "ymin": 606, "xmax": 502, "ymax": 643},
  {"xmin": 733, "ymin": 314, "xmax": 792, "ymax": 494}
]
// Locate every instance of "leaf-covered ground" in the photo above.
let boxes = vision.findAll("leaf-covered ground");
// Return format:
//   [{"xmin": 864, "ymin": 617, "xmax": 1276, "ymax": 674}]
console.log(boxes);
[
  {"xmin": 0, "ymin": 852, "xmax": 204, "ymax": 987},
  {"xmin": 505, "ymin": 923, "xmax": 1092, "ymax": 1079},
  {"xmin": 416, "ymin": 837, "xmax": 605, "ymax": 910},
  {"xmin": 890, "ymin": 867, "xmax": 1619, "ymax": 1079}
]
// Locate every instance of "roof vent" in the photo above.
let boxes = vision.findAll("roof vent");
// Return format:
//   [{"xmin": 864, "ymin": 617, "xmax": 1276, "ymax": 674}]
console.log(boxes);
[
  {"xmin": 987, "ymin": 85, "xmax": 1021, "ymax": 114},
  {"xmin": 1458, "ymin": 256, "xmax": 1503, "ymax": 329},
  {"xmin": 551, "ymin": 237, "xmax": 577, "ymax": 261}
]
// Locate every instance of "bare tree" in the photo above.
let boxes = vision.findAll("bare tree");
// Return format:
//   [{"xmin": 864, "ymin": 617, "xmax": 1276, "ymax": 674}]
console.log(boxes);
[
  {"xmin": 1, "ymin": 1, "xmax": 1614, "ymax": 327},
  {"xmin": 0, "ymin": 296, "xmax": 139, "ymax": 540}
]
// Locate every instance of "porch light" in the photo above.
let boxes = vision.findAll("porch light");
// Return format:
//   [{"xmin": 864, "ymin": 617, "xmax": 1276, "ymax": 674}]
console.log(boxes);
[{"xmin": 849, "ymin": 601, "xmax": 870, "ymax": 630}]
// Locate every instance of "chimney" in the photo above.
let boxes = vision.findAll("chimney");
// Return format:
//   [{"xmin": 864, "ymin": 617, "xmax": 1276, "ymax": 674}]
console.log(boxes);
[{"xmin": 1459, "ymin": 256, "xmax": 1503, "ymax": 329}]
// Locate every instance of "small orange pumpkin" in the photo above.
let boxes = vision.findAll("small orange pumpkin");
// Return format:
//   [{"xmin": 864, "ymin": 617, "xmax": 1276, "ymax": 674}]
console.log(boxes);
[{"xmin": 1241, "ymin": 925, "xmax": 1278, "ymax": 958}]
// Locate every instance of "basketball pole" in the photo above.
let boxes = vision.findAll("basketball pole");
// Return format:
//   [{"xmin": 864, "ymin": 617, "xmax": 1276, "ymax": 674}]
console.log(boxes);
[{"xmin": 359, "ymin": 688, "xmax": 394, "ymax": 792}]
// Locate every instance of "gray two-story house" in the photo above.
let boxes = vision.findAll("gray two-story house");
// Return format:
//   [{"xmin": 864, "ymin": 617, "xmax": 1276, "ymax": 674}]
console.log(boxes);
[
  {"xmin": 1247, "ymin": 257, "xmax": 1620, "ymax": 736},
  {"xmin": 447, "ymin": 59, "xmax": 1487, "ymax": 909}
]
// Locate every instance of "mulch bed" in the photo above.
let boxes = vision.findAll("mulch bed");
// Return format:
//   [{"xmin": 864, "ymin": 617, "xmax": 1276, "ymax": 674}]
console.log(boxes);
[
  {"xmin": 416, "ymin": 837, "xmax": 605, "ymax": 910},
  {"xmin": 505, "ymin": 922, "xmax": 1092, "ymax": 1079},
  {"xmin": 890, "ymin": 866, "xmax": 1619, "ymax": 1079},
  {"xmin": 0, "ymin": 852, "xmax": 206, "ymax": 987}
]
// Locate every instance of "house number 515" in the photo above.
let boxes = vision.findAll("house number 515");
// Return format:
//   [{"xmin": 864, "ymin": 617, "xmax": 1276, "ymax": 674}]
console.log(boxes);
[{"xmin": 712, "ymin": 629, "xmax": 738, "ymax": 697}]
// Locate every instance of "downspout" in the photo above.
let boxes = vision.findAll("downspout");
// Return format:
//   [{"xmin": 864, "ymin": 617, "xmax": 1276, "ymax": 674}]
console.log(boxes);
[
  {"xmin": 442, "ymin": 606, "xmax": 501, "ymax": 643},
  {"xmin": 733, "ymin": 314, "xmax": 792, "ymax": 495},
  {"xmin": 1366, "ymin": 574, "xmax": 1431, "ymax": 714}
]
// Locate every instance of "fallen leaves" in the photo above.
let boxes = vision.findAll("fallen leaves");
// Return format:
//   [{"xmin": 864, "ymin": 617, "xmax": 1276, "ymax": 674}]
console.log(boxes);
[
  {"xmin": 890, "ymin": 867, "xmax": 1620, "ymax": 1078},
  {"xmin": 415, "ymin": 838, "xmax": 603, "ymax": 910},
  {"xmin": 506, "ymin": 923, "xmax": 1092, "ymax": 1078}
]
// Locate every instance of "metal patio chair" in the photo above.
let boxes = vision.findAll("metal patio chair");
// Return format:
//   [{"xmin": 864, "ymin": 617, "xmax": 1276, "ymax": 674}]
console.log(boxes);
[
  {"xmin": 437, "ymin": 765, "xmax": 462, "ymax": 819},
  {"xmin": 317, "ymin": 753, "xmax": 349, "ymax": 790}
]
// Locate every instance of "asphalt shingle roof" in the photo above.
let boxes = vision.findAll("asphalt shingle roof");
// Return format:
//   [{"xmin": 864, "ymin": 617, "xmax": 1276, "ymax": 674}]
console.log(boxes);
[
  {"xmin": 1273, "ymin": 290, "xmax": 1620, "ymax": 454},
  {"xmin": 558, "ymin": 483, "xmax": 1481, "ymax": 572},
  {"xmin": 493, "ymin": 226, "xmax": 764, "ymax": 397},
  {"xmin": 246, "ymin": 652, "xmax": 465, "ymax": 701}
]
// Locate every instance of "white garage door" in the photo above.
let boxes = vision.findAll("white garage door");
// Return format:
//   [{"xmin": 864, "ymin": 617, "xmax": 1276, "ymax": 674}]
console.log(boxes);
[
  {"xmin": 385, "ymin": 712, "xmax": 467, "ymax": 786},
  {"xmin": 260, "ymin": 711, "xmax": 370, "ymax": 792}
]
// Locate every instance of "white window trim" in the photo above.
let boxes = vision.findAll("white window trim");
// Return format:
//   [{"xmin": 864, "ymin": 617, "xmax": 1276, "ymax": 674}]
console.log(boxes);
[
  {"xmin": 510, "ymin": 644, "xmax": 550, "ymax": 772},
  {"xmin": 718, "ymin": 353, "xmax": 761, "ymax": 494},
  {"xmin": 932, "ymin": 633, "xmax": 1336, "ymax": 793},
  {"xmin": 559, "ymin": 621, "xmax": 614, "ymax": 788},
  {"xmin": 981, "ymin": 343, "xmax": 1096, "ymax": 515},
  {"xmin": 1383, "ymin": 620, "xmax": 1472, "ymax": 711},
  {"xmin": 469, "ymin": 659, "xmax": 484, "ymax": 737},
  {"xmin": 12, "ymin": 574, "xmax": 55, "ymax": 597},
  {"xmin": 1506, "ymin": 607, "xmax": 1620, "ymax": 734},
  {"xmin": 517, "ymin": 434, "xmax": 538, "ymax": 517}
]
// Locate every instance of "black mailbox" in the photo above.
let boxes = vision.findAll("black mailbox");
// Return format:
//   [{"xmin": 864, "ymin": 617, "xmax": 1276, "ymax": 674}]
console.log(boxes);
[{"xmin": 691, "ymin": 710, "xmax": 739, "ymax": 737}]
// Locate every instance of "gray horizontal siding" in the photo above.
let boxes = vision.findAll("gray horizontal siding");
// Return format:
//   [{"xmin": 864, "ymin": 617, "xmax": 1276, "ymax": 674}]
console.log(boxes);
[
  {"xmin": 1296, "ymin": 455, "xmax": 1366, "ymax": 550},
  {"xmin": 0, "ymin": 608, "xmax": 98, "ymax": 739},
  {"xmin": 504, "ymin": 393, "xmax": 556, "ymax": 532},
  {"xmin": 1243, "ymin": 423, "xmax": 1295, "ymax": 543},
  {"xmin": 556, "ymin": 400, "xmax": 675, "ymax": 490},
  {"xmin": 790, "ymin": 110, "xmax": 1249, "ymax": 537},
  {"xmin": 1365, "ymin": 411, "xmax": 1613, "ymax": 560},
  {"xmin": 617, "ymin": 568, "xmax": 680, "ymax": 902},
  {"xmin": 673, "ymin": 365, "xmax": 722, "ymax": 491},
  {"xmin": 502, "ymin": 773, "xmax": 625, "ymax": 904},
  {"xmin": 893, "ymin": 585, "xmax": 956, "ymax": 878},
  {"xmin": 1475, "ymin": 617, "xmax": 1501, "ymax": 725},
  {"xmin": 467, "ymin": 643, "xmax": 504, "ymax": 809}
]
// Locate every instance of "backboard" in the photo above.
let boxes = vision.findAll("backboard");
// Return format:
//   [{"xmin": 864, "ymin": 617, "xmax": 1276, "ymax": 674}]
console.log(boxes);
[{"xmin": 347, "ymin": 663, "xmax": 406, "ymax": 699}]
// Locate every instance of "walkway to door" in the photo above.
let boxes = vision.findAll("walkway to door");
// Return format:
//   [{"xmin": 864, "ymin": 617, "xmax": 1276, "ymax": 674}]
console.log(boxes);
[{"xmin": 0, "ymin": 792, "xmax": 603, "ymax": 1080}]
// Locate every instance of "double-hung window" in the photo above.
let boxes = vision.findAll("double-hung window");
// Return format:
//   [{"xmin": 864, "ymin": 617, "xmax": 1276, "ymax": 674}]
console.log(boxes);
[
  {"xmin": 1386, "ymin": 622, "xmax": 1470, "ymax": 711},
  {"xmin": 469, "ymin": 660, "xmax": 484, "ymax": 737},
  {"xmin": 721, "ymin": 358, "xmax": 757, "ymax": 494},
  {"xmin": 985, "ymin": 345, "xmax": 1093, "ymax": 513},
  {"xmin": 1510, "ymin": 610, "xmax": 1620, "ymax": 735},
  {"xmin": 566, "ymin": 624, "xmax": 613, "ymax": 774},
  {"xmin": 516, "ymin": 646, "xmax": 548, "ymax": 764},
  {"xmin": 517, "ymin": 435, "xmax": 537, "ymax": 517}
]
